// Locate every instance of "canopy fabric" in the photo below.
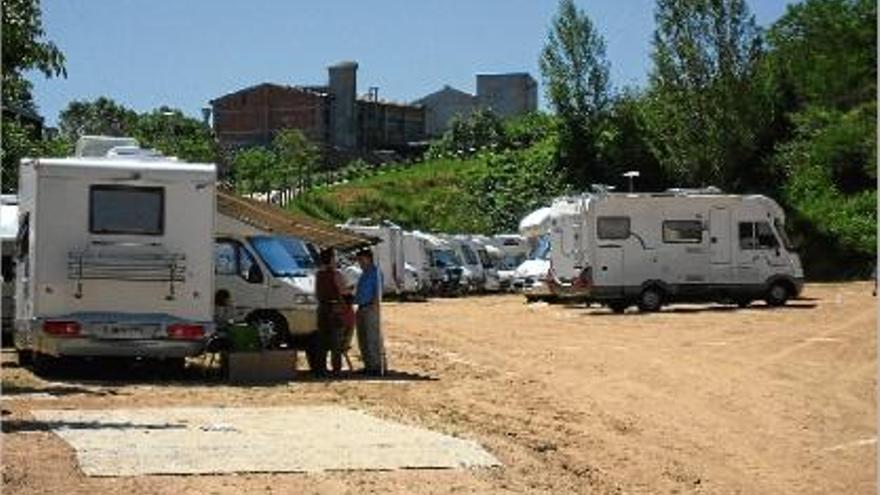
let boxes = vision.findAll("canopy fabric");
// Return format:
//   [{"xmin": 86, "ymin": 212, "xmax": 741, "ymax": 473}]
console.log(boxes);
[{"xmin": 217, "ymin": 189, "xmax": 378, "ymax": 251}]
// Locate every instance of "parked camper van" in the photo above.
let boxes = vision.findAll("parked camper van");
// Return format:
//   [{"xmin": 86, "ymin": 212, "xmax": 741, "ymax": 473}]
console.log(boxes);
[
  {"xmin": 14, "ymin": 137, "xmax": 216, "ymax": 368},
  {"xmin": 467, "ymin": 235, "xmax": 502, "ymax": 292},
  {"xmin": 214, "ymin": 213, "xmax": 318, "ymax": 350},
  {"xmin": 404, "ymin": 231, "xmax": 465, "ymax": 296},
  {"xmin": 492, "ymin": 234, "xmax": 528, "ymax": 290},
  {"xmin": 2, "ymin": 195, "xmax": 18, "ymax": 341},
  {"xmin": 546, "ymin": 190, "xmax": 804, "ymax": 312},
  {"xmin": 340, "ymin": 220, "xmax": 420, "ymax": 297}
]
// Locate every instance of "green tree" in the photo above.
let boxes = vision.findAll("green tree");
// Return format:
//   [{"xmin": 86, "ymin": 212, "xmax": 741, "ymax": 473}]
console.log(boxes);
[
  {"xmin": 765, "ymin": 0, "xmax": 876, "ymax": 111},
  {"xmin": 58, "ymin": 97, "xmax": 139, "ymax": 139},
  {"xmin": 1, "ymin": 0, "xmax": 65, "ymax": 112},
  {"xmin": 134, "ymin": 107, "xmax": 219, "ymax": 164},
  {"xmin": 643, "ymin": 0, "xmax": 767, "ymax": 190},
  {"xmin": 232, "ymin": 147, "xmax": 278, "ymax": 197},
  {"xmin": 272, "ymin": 128, "xmax": 320, "ymax": 199},
  {"xmin": 539, "ymin": 0, "xmax": 610, "ymax": 186}
]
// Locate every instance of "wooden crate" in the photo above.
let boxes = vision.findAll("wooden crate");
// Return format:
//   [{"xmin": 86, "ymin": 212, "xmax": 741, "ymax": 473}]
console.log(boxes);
[{"xmin": 227, "ymin": 350, "xmax": 296, "ymax": 383}]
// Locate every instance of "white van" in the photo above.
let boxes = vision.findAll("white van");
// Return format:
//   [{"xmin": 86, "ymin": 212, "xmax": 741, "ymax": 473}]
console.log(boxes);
[
  {"xmin": 14, "ymin": 137, "xmax": 216, "ymax": 369},
  {"xmin": 546, "ymin": 189, "xmax": 804, "ymax": 312},
  {"xmin": 214, "ymin": 191, "xmax": 375, "ymax": 369},
  {"xmin": 515, "ymin": 207, "xmax": 555, "ymax": 300},
  {"xmin": 492, "ymin": 234, "xmax": 529, "ymax": 290},
  {"xmin": 404, "ymin": 231, "xmax": 465, "ymax": 296}
]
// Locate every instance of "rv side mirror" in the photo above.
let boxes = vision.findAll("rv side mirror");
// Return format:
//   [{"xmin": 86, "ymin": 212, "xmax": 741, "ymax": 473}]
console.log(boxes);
[{"xmin": 246, "ymin": 265, "xmax": 263, "ymax": 284}]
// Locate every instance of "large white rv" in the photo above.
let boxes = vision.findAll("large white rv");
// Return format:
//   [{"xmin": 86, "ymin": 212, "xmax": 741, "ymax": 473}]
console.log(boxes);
[
  {"xmin": 403, "ymin": 231, "xmax": 465, "ymax": 296},
  {"xmin": 546, "ymin": 190, "xmax": 804, "ymax": 312},
  {"xmin": 14, "ymin": 138, "xmax": 216, "ymax": 369},
  {"xmin": 515, "ymin": 207, "xmax": 554, "ymax": 301}
]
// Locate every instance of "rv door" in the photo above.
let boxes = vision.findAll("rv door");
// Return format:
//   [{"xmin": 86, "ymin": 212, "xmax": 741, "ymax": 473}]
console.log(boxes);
[
  {"xmin": 709, "ymin": 207, "xmax": 733, "ymax": 283},
  {"xmin": 735, "ymin": 221, "xmax": 781, "ymax": 284}
]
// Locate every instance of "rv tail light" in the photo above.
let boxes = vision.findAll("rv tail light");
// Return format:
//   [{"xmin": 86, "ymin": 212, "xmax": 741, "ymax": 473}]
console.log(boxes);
[
  {"xmin": 167, "ymin": 323, "xmax": 205, "ymax": 340},
  {"xmin": 43, "ymin": 320, "xmax": 81, "ymax": 337}
]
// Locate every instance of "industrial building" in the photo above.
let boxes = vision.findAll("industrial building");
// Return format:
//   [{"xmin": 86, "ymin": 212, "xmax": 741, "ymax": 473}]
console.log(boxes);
[
  {"xmin": 414, "ymin": 72, "xmax": 538, "ymax": 137},
  {"xmin": 210, "ymin": 61, "xmax": 426, "ymax": 152}
]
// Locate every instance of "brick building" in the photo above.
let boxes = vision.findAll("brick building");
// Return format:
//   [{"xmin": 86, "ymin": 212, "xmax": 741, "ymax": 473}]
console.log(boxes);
[{"xmin": 210, "ymin": 61, "xmax": 425, "ymax": 152}]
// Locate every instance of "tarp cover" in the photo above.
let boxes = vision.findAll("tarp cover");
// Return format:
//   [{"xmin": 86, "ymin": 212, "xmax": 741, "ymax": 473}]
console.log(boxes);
[{"xmin": 217, "ymin": 189, "xmax": 377, "ymax": 250}]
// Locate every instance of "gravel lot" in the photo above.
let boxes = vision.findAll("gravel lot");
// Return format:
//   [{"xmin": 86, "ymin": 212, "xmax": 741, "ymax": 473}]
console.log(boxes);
[{"xmin": 2, "ymin": 282, "xmax": 875, "ymax": 494}]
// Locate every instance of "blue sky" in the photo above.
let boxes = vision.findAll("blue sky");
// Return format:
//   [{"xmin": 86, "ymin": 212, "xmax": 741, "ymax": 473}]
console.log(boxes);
[{"xmin": 30, "ymin": 0, "xmax": 795, "ymax": 126}]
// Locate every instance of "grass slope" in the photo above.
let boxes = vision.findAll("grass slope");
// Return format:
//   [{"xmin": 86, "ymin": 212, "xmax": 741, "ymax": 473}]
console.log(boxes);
[{"xmin": 290, "ymin": 157, "xmax": 490, "ymax": 233}]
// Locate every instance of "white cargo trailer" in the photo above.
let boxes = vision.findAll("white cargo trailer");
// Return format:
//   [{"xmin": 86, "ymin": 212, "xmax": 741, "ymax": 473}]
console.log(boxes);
[
  {"xmin": 546, "ymin": 189, "xmax": 804, "ymax": 312},
  {"xmin": 14, "ymin": 138, "xmax": 216, "ymax": 369}
]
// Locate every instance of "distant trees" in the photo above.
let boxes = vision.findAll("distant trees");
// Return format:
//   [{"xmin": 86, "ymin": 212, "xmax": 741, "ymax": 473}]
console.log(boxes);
[
  {"xmin": 232, "ymin": 129, "xmax": 320, "ymax": 204},
  {"xmin": 539, "ymin": 0, "xmax": 611, "ymax": 186},
  {"xmin": 642, "ymin": 0, "xmax": 767, "ymax": 190}
]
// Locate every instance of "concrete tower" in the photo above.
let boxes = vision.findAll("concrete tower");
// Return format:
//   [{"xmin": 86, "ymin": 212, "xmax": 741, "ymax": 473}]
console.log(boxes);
[{"xmin": 328, "ymin": 61, "xmax": 358, "ymax": 149}]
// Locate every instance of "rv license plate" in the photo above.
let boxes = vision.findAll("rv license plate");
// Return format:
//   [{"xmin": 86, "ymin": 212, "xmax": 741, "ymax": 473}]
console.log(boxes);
[{"xmin": 100, "ymin": 324, "xmax": 152, "ymax": 339}]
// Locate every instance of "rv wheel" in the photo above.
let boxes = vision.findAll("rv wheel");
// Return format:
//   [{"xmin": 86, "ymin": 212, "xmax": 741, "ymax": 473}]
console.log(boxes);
[
  {"xmin": 765, "ymin": 283, "xmax": 790, "ymax": 307},
  {"xmin": 16, "ymin": 348, "xmax": 32, "ymax": 366},
  {"xmin": 31, "ymin": 352, "xmax": 58, "ymax": 376},
  {"xmin": 637, "ymin": 288, "xmax": 663, "ymax": 313},
  {"xmin": 247, "ymin": 312, "xmax": 290, "ymax": 349},
  {"xmin": 735, "ymin": 299, "xmax": 752, "ymax": 308}
]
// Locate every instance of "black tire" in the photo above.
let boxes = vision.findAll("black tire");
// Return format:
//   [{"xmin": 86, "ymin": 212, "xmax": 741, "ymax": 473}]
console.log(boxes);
[
  {"xmin": 31, "ymin": 352, "xmax": 57, "ymax": 377},
  {"xmin": 608, "ymin": 301, "xmax": 628, "ymax": 314},
  {"xmin": 246, "ymin": 311, "xmax": 290, "ymax": 349},
  {"xmin": 16, "ymin": 347, "xmax": 32, "ymax": 366},
  {"xmin": 637, "ymin": 287, "xmax": 663, "ymax": 313},
  {"xmin": 735, "ymin": 299, "xmax": 752, "ymax": 308},
  {"xmin": 765, "ymin": 282, "xmax": 790, "ymax": 307}
]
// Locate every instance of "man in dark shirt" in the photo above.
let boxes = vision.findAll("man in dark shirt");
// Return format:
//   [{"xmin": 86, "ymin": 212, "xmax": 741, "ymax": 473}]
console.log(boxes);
[{"xmin": 355, "ymin": 249, "xmax": 385, "ymax": 375}]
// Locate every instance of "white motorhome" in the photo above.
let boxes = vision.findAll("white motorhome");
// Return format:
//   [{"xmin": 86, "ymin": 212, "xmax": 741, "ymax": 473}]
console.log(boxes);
[
  {"xmin": 340, "ymin": 220, "xmax": 420, "ymax": 297},
  {"xmin": 442, "ymin": 235, "xmax": 484, "ymax": 293},
  {"xmin": 403, "ymin": 231, "xmax": 465, "ymax": 296},
  {"xmin": 214, "ymin": 191, "xmax": 374, "ymax": 369},
  {"xmin": 2, "ymin": 195, "xmax": 18, "ymax": 339},
  {"xmin": 467, "ymin": 235, "xmax": 502, "ymax": 292},
  {"xmin": 492, "ymin": 234, "xmax": 528, "ymax": 290},
  {"xmin": 546, "ymin": 189, "xmax": 804, "ymax": 312},
  {"xmin": 14, "ymin": 138, "xmax": 216, "ymax": 369},
  {"xmin": 515, "ymin": 207, "xmax": 554, "ymax": 301}
]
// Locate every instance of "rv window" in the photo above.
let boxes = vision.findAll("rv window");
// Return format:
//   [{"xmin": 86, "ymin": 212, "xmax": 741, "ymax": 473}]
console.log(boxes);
[
  {"xmin": 16, "ymin": 213, "xmax": 29, "ymax": 260},
  {"xmin": 2, "ymin": 255, "xmax": 13, "ymax": 282},
  {"xmin": 214, "ymin": 242, "xmax": 238, "ymax": 275},
  {"xmin": 477, "ymin": 249, "xmax": 493, "ymax": 268},
  {"xmin": 460, "ymin": 245, "xmax": 479, "ymax": 266},
  {"xmin": 739, "ymin": 222, "xmax": 779, "ymax": 250},
  {"xmin": 249, "ymin": 235, "xmax": 315, "ymax": 277},
  {"xmin": 773, "ymin": 219, "xmax": 795, "ymax": 250},
  {"xmin": 90, "ymin": 185, "xmax": 163, "ymax": 235},
  {"xmin": 238, "ymin": 246, "xmax": 261, "ymax": 282},
  {"xmin": 597, "ymin": 217, "xmax": 630, "ymax": 240},
  {"xmin": 663, "ymin": 220, "xmax": 703, "ymax": 244}
]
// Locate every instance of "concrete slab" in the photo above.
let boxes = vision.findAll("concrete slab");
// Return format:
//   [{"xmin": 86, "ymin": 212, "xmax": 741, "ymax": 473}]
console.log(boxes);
[{"xmin": 32, "ymin": 406, "xmax": 500, "ymax": 476}]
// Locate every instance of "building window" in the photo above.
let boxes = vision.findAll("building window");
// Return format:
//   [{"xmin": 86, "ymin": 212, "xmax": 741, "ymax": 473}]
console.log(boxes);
[
  {"xmin": 739, "ymin": 221, "xmax": 779, "ymax": 250},
  {"xmin": 89, "ymin": 185, "xmax": 164, "ymax": 235},
  {"xmin": 662, "ymin": 220, "xmax": 703, "ymax": 244},
  {"xmin": 597, "ymin": 216, "xmax": 630, "ymax": 240}
]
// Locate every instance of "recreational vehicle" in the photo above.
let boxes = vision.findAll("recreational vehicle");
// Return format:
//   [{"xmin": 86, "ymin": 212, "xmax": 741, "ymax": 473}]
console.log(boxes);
[
  {"xmin": 14, "ymin": 137, "xmax": 216, "ymax": 369},
  {"xmin": 404, "ymin": 231, "xmax": 465, "ymax": 296},
  {"xmin": 546, "ymin": 190, "xmax": 804, "ymax": 312},
  {"xmin": 492, "ymin": 234, "xmax": 529, "ymax": 290},
  {"xmin": 515, "ymin": 207, "xmax": 554, "ymax": 301},
  {"xmin": 340, "ymin": 220, "xmax": 420, "ymax": 297}
]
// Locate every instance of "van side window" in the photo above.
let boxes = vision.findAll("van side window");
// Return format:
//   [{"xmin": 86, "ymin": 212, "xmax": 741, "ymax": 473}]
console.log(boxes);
[
  {"xmin": 663, "ymin": 220, "xmax": 703, "ymax": 243},
  {"xmin": 214, "ymin": 242, "xmax": 238, "ymax": 275},
  {"xmin": 214, "ymin": 240, "xmax": 263, "ymax": 283},
  {"xmin": 739, "ymin": 222, "xmax": 779, "ymax": 250},
  {"xmin": 597, "ymin": 217, "xmax": 630, "ymax": 240}
]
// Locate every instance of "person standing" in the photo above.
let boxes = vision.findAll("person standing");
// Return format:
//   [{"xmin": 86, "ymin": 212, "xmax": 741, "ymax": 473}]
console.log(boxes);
[
  {"xmin": 314, "ymin": 248, "xmax": 350, "ymax": 376},
  {"xmin": 354, "ymin": 248, "xmax": 385, "ymax": 376}
]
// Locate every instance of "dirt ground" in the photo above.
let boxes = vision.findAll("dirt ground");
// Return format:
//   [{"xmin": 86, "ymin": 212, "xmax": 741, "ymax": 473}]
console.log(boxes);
[{"xmin": 1, "ymin": 282, "xmax": 876, "ymax": 494}]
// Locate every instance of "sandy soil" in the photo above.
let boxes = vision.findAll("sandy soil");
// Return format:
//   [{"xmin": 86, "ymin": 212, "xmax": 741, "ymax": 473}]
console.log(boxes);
[{"xmin": 1, "ymin": 282, "xmax": 876, "ymax": 494}]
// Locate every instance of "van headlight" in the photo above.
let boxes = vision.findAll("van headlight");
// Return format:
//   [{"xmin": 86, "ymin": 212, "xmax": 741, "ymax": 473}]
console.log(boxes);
[{"xmin": 293, "ymin": 294, "xmax": 316, "ymax": 305}]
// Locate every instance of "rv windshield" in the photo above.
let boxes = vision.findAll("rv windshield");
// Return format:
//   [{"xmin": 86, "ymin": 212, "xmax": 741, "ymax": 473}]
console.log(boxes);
[
  {"xmin": 460, "ymin": 244, "xmax": 479, "ymax": 266},
  {"xmin": 477, "ymin": 249, "xmax": 493, "ymax": 268},
  {"xmin": 529, "ymin": 235, "xmax": 551, "ymax": 260},
  {"xmin": 248, "ymin": 236, "xmax": 316, "ymax": 277},
  {"xmin": 432, "ymin": 249, "xmax": 460, "ymax": 268},
  {"xmin": 773, "ymin": 219, "xmax": 795, "ymax": 250}
]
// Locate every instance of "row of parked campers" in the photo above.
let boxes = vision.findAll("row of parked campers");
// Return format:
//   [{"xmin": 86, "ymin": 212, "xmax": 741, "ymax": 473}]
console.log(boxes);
[
  {"xmin": 337, "ymin": 221, "xmax": 537, "ymax": 298},
  {"xmin": 517, "ymin": 190, "xmax": 805, "ymax": 312},
  {"xmin": 9, "ymin": 137, "xmax": 538, "ymax": 368}
]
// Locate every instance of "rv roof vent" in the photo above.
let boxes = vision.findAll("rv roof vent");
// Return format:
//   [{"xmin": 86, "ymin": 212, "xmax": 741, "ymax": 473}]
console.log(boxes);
[
  {"xmin": 665, "ymin": 186, "xmax": 723, "ymax": 195},
  {"xmin": 106, "ymin": 145, "xmax": 162, "ymax": 158},
  {"xmin": 75, "ymin": 135, "xmax": 140, "ymax": 158}
]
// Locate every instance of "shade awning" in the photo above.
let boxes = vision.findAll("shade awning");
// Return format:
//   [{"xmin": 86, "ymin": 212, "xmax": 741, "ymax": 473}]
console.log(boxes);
[{"xmin": 217, "ymin": 189, "xmax": 378, "ymax": 251}]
